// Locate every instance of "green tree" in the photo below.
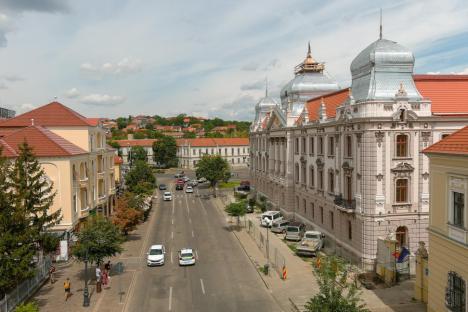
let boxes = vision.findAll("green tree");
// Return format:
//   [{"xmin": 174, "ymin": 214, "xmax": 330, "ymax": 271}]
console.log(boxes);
[
  {"xmin": 225, "ymin": 200, "xmax": 246, "ymax": 226},
  {"xmin": 133, "ymin": 132, "xmax": 146, "ymax": 139},
  {"xmin": 129, "ymin": 146, "xmax": 147, "ymax": 164},
  {"xmin": 72, "ymin": 216, "xmax": 124, "ymax": 265},
  {"xmin": 205, "ymin": 132, "xmax": 224, "ymax": 138},
  {"xmin": 0, "ymin": 144, "xmax": 60, "ymax": 295},
  {"xmin": 195, "ymin": 155, "xmax": 230, "ymax": 197},
  {"xmin": 116, "ymin": 117, "xmax": 128, "ymax": 129},
  {"xmin": 152, "ymin": 135, "xmax": 177, "ymax": 168},
  {"xmin": 15, "ymin": 301, "xmax": 39, "ymax": 312},
  {"xmin": 145, "ymin": 123, "xmax": 154, "ymax": 130},
  {"xmin": 305, "ymin": 256, "xmax": 369, "ymax": 312},
  {"xmin": 108, "ymin": 141, "xmax": 120, "ymax": 149},
  {"xmin": 112, "ymin": 194, "xmax": 143, "ymax": 235},
  {"xmin": 125, "ymin": 160, "xmax": 156, "ymax": 193},
  {"xmin": 183, "ymin": 132, "xmax": 196, "ymax": 139}
]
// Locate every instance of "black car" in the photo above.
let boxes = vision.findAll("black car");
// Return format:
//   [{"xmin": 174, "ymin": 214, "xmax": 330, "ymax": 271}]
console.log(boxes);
[
  {"xmin": 175, "ymin": 184, "xmax": 184, "ymax": 191},
  {"xmin": 159, "ymin": 184, "xmax": 167, "ymax": 190}
]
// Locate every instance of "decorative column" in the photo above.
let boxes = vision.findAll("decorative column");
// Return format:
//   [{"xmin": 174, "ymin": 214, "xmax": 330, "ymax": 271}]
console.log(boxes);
[{"xmin": 375, "ymin": 130, "xmax": 385, "ymax": 215}]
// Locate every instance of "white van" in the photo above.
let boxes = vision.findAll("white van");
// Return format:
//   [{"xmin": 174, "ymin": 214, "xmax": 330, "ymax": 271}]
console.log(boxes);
[{"xmin": 260, "ymin": 211, "xmax": 283, "ymax": 227}]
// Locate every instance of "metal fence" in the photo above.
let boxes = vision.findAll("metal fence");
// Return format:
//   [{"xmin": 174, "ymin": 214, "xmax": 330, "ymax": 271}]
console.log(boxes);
[
  {"xmin": 0, "ymin": 257, "xmax": 52, "ymax": 312},
  {"xmin": 247, "ymin": 220, "xmax": 286, "ymax": 279}
]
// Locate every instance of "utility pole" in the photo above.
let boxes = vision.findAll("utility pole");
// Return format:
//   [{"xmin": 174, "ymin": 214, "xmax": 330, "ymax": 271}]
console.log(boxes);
[{"xmin": 83, "ymin": 249, "xmax": 90, "ymax": 307}]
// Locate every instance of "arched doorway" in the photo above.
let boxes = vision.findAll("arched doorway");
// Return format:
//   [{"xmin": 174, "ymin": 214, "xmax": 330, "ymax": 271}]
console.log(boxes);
[{"xmin": 396, "ymin": 226, "xmax": 408, "ymax": 248}]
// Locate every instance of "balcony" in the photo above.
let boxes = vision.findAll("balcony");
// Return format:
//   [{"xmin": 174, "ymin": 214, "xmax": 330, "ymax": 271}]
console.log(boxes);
[
  {"xmin": 80, "ymin": 206, "xmax": 89, "ymax": 219},
  {"xmin": 97, "ymin": 194, "xmax": 107, "ymax": 205},
  {"xmin": 334, "ymin": 194, "xmax": 356, "ymax": 213},
  {"xmin": 79, "ymin": 177, "xmax": 88, "ymax": 188},
  {"xmin": 97, "ymin": 171, "xmax": 105, "ymax": 179}
]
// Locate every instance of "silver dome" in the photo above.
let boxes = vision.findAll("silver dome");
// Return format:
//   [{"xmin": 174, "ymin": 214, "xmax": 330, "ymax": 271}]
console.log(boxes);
[{"xmin": 350, "ymin": 38, "xmax": 422, "ymax": 102}]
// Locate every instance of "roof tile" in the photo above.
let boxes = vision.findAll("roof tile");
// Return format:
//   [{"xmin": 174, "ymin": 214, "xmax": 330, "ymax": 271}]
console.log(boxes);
[{"xmin": 423, "ymin": 125, "xmax": 468, "ymax": 156}]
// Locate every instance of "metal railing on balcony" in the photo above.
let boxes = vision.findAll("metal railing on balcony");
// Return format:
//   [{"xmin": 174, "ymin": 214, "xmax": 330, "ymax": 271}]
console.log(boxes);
[{"xmin": 334, "ymin": 194, "xmax": 356, "ymax": 211}]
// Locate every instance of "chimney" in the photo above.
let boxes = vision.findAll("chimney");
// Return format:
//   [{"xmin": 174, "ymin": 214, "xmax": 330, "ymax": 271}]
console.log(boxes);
[{"xmin": 31, "ymin": 118, "xmax": 34, "ymax": 126}]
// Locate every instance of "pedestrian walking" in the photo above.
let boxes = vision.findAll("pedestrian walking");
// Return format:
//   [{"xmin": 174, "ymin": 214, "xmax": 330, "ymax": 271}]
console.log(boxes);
[
  {"xmin": 104, "ymin": 260, "xmax": 111, "ymax": 275},
  {"xmin": 49, "ymin": 265, "xmax": 56, "ymax": 284},
  {"xmin": 102, "ymin": 269, "xmax": 109, "ymax": 288},
  {"xmin": 64, "ymin": 278, "xmax": 71, "ymax": 301},
  {"xmin": 96, "ymin": 266, "xmax": 102, "ymax": 293}
]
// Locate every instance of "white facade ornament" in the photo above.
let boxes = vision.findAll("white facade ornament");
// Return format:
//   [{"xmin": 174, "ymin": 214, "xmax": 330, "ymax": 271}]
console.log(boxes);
[{"xmin": 318, "ymin": 97, "xmax": 327, "ymax": 122}]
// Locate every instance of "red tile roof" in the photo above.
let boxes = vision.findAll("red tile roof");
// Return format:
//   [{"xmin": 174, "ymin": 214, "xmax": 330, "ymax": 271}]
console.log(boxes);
[
  {"xmin": 414, "ymin": 75, "xmax": 468, "ymax": 115},
  {"xmin": 0, "ymin": 139, "xmax": 18, "ymax": 157},
  {"xmin": 0, "ymin": 102, "xmax": 96, "ymax": 128},
  {"xmin": 113, "ymin": 139, "xmax": 157, "ymax": 147},
  {"xmin": 114, "ymin": 155, "xmax": 123, "ymax": 164},
  {"xmin": 86, "ymin": 118, "xmax": 102, "ymax": 126},
  {"xmin": 306, "ymin": 89, "xmax": 349, "ymax": 121},
  {"xmin": 423, "ymin": 126, "xmax": 468, "ymax": 156},
  {"xmin": 176, "ymin": 137, "xmax": 249, "ymax": 147},
  {"xmin": 1, "ymin": 126, "xmax": 87, "ymax": 157}
]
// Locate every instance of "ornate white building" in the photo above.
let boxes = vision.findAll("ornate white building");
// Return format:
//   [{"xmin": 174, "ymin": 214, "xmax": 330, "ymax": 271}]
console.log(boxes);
[{"xmin": 250, "ymin": 36, "xmax": 468, "ymax": 270}]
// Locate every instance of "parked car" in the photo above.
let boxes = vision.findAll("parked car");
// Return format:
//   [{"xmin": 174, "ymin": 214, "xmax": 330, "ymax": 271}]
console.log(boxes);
[
  {"xmin": 183, "ymin": 176, "xmax": 190, "ymax": 183},
  {"xmin": 246, "ymin": 202, "xmax": 254, "ymax": 213},
  {"xmin": 260, "ymin": 211, "xmax": 283, "ymax": 227},
  {"xmin": 185, "ymin": 186, "xmax": 194, "ymax": 193},
  {"xmin": 197, "ymin": 177, "xmax": 207, "ymax": 183},
  {"xmin": 174, "ymin": 172, "xmax": 184, "ymax": 178},
  {"xmin": 178, "ymin": 248, "xmax": 196, "ymax": 266},
  {"xmin": 158, "ymin": 184, "xmax": 167, "ymax": 190},
  {"xmin": 271, "ymin": 220, "xmax": 290, "ymax": 234},
  {"xmin": 296, "ymin": 231, "xmax": 325, "ymax": 257},
  {"xmin": 176, "ymin": 184, "xmax": 184, "ymax": 191},
  {"xmin": 163, "ymin": 192, "xmax": 172, "ymax": 201},
  {"xmin": 189, "ymin": 180, "xmax": 198, "ymax": 187},
  {"xmin": 284, "ymin": 222, "xmax": 306, "ymax": 241},
  {"xmin": 147, "ymin": 244, "xmax": 166, "ymax": 266}
]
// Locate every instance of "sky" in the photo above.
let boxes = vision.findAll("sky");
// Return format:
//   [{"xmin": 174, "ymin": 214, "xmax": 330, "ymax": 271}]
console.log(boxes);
[{"xmin": 0, "ymin": 0, "xmax": 467, "ymax": 121}]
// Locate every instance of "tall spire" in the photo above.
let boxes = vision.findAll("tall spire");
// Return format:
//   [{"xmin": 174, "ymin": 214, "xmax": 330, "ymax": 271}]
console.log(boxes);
[
  {"xmin": 379, "ymin": 8, "xmax": 383, "ymax": 40},
  {"xmin": 307, "ymin": 41, "xmax": 311, "ymax": 57}
]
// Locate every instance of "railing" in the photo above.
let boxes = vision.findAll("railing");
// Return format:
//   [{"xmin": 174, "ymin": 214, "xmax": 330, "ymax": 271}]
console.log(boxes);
[
  {"xmin": 0, "ymin": 257, "xmax": 51, "ymax": 312},
  {"xmin": 79, "ymin": 177, "xmax": 88, "ymax": 188},
  {"xmin": 334, "ymin": 194, "xmax": 356, "ymax": 211}
]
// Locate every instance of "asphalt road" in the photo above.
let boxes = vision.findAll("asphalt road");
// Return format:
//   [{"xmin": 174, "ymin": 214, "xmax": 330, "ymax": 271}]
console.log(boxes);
[{"xmin": 125, "ymin": 174, "xmax": 281, "ymax": 312}]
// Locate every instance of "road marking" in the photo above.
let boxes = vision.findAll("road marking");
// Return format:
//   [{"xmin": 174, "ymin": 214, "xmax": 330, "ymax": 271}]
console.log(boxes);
[
  {"xmin": 198, "ymin": 197, "xmax": 208, "ymax": 215},
  {"xmin": 192, "ymin": 199, "xmax": 195, "ymax": 203},
  {"xmin": 171, "ymin": 218, "xmax": 174, "ymax": 225},
  {"xmin": 192, "ymin": 230, "xmax": 195, "ymax": 238},
  {"xmin": 200, "ymin": 279, "xmax": 206, "ymax": 295},
  {"xmin": 170, "ymin": 251, "xmax": 173, "ymax": 264},
  {"xmin": 189, "ymin": 218, "xmax": 192, "ymax": 224},
  {"xmin": 171, "ymin": 231, "xmax": 174, "ymax": 240},
  {"xmin": 169, "ymin": 286, "xmax": 173, "ymax": 311},
  {"xmin": 195, "ymin": 250, "xmax": 199, "ymax": 260}
]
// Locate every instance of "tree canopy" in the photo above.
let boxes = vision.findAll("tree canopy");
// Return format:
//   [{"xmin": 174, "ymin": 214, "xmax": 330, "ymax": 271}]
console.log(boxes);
[
  {"xmin": 72, "ymin": 216, "xmax": 124, "ymax": 265},
  {"xmin": 125, "ymin": 160, "xmax": 156, "ymax": 193},
  {"xmin": 225, "ymin": 200, "xmax": 246, "ymax": 226},
  {"xmin": 129, "ymin": 146, "xmax": 147, "ymax": 164},
  {"xmin": 305, "ymin": 256, "xmax": 369, "ymax": 312},
  {"xmin": 195, "ymin": 155, "xmax": 230, "ymax": 196},
  {"xmin": 112, "ymin": 193, "xmax": 144, "ymax": 235},
  {"xmin": 152, "ymin": 135, "xmax": 177, "ymax": 168}
]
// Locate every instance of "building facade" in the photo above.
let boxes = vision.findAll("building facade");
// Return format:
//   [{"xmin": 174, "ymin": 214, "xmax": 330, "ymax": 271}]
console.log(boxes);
[
  {"xmin": 250, "ymin": 37, "xmax": 468, "ymax": 270},
  {"xmin": 114, "ymin": 139, "xmax": 157, "ymax": 167},
  {"xmin": 0, "ymin": 102, "xmax": 117, "ymax": 238},
  {"xmin": 177, "ymin": 138, "xmax": 250, "ymax": 169},
  {"xmin": 0, "ymin": 107, "xmax": 15, "ymax": 119},
  {"xmin": 424, "ymin": 127, "xmax": 468, "ymax": 312}
]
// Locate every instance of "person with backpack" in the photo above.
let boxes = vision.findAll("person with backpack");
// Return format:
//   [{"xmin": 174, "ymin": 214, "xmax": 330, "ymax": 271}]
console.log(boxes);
[{"xmin": 64, "ymin": 278, "xmax": 71, "ymax": 301}]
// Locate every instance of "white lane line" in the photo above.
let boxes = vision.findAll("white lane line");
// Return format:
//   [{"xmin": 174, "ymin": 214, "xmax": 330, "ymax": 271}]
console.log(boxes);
[
  {"xmin": 171, "ymin": 218, "xmax": 174, "ymax": 225},
  {"xmin": 171, "ymin": 231, "xmax": 174, "ymax": 240},
  {"xmin": 191, "ymin": 230, "xmax": 195, "ymax": 238},
  {"xmin": 198, "ymin": 197, "xmax": 208, "ymax": 215},
  {"xmin": 195, "ymin": 250, "xmax": 199, "ymax": 260},
  {"xmin": 169, "ymin": 286, "xmax": 173, "ymax": 311},
  {"xmin": 189, "ymin": 218, "xmax": 192, "ymax": 224},
  {"xmin": 170, "ymin": 251, "xmax": 173, "ymax": 264},
  {"xmin": 200, "ymin": 279, "xmax": 206, "ymax": 295}
]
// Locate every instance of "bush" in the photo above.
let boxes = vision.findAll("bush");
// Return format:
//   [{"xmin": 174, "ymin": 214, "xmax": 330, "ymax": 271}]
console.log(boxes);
[{"xmin": 15, "ymin": 302, "xmax": 39, "ymax": 312}]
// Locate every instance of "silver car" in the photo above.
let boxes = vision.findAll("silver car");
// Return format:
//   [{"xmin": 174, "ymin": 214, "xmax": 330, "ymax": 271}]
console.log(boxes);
[{"xmin": 271, "ymin": 220, "xmax": 290, "ymax": 234}]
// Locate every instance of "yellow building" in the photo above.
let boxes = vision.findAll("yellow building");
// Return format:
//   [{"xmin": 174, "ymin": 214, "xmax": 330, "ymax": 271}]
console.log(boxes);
[
  {"xmin": 424, "ymin": 126, "xmax": 468, "ymax": 312},
  {"xmin": 0, "ymin": 102, "xmax": 117, "ymax": 238}
]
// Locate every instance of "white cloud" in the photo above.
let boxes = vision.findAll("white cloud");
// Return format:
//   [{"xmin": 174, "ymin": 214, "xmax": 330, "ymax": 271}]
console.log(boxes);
[
  {"xmin": 80, "ymin": 57, "xmax": 142, "ymax": 77},
  {"xmin": 240, "ymin": 80, "xmax": 265, "ymax": 91},
  {"xmin": 18, "ymin": 103, "xmax": 36, "ymax": 113},
  {"xmin": 65, "ymin": 87, "xmax": 80, "ymax": 99},
  {"xmin": 80, "ymin": 94, "xmax": 126, "ymax": 106},
  {"xmin": 455, "ymin": 68, "xmax": 468, "ymax": 75}
]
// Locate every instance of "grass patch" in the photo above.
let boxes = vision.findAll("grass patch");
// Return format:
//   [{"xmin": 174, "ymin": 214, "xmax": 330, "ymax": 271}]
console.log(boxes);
[
  {"xmin": 219, "ymin": 181, "xmax": 241, "ymax": 188},
  {"xmin": 285, "ymin": 241, "xmax": 298, "ymax": 253}
]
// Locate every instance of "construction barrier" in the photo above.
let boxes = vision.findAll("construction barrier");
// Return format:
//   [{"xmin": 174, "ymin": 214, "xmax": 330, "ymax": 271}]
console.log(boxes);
[{"xmin": 282, "ymin": 266, "xmax": 287, "ymax": 280}]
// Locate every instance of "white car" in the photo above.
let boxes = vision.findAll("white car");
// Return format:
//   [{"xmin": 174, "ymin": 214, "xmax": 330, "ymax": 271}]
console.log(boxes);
[
  {"xmin": 163, "ymin": 192, "xmax": 172, "ymax": 201},
  {"xmin": 185, "ymin": 186, "xmax": 194, "ymax": 193},
  {"xmin": 178, "ymin": 248, "xmax": 196, "ymax": 266},
  {"xmin": 147, "ymin": 245, "xmax": 165, "ymax": 266},
  {"xmin": 183, "ymin": 176, "xmax": 190, "ymax": 183},
  {"xmin": 260, "ymin": 211, "xmax": 283, "ymax": 227}
]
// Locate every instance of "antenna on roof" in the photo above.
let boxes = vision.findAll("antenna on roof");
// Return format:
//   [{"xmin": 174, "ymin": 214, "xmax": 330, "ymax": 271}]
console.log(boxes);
[{"xmin": 379, "ymin": 8, "xmax": 383, "ymax": 40}]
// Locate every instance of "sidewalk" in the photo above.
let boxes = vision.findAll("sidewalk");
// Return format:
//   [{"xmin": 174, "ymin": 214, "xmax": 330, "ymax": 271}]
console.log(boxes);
[
  {"xmin": 214, "ymin": 196, "xmax": 427, "ymax": 312},
  {"xmin": 32, "ymin": 199, "xmax": 157, "ymax": 312}
]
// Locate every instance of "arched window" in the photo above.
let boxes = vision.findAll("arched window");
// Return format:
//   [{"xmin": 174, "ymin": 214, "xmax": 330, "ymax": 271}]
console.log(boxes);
[
  {"xmin": 396, "ymin": 179, "xmax": 408, "ymax": 203},
  {"xmin": 309, "ymin": 166, "xmax": 315, "ymax": 188},
  {"xmin": 396, "ymin": 134, "xmax": 408, "ymax": 157},
  {"xmin": 318, "ymin": 169, "xmax": 324, "ymax": 190}
]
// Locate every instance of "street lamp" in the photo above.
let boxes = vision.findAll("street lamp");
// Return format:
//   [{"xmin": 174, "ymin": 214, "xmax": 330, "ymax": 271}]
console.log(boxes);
[{"xmin": 83, "ymin": 249, "xmax": 90, "ymax": 307}]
